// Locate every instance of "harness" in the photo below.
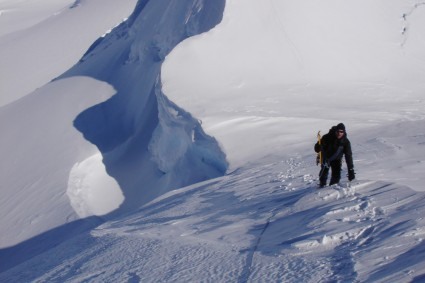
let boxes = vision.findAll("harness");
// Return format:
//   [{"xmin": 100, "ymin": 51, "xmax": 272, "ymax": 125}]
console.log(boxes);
[{"xmin": 323, "ymin": 145, "xmax": 344, "ymax": 168}]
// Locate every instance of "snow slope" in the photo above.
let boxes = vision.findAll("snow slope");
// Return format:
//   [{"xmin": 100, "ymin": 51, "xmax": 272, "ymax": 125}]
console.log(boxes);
[
  {"xmin": 2, "ymin": 156, "xmax": 425, "ymax": 282},
  {"xmin": 163, "ymin": 0, "xmax": 425, "ymax": 175},
  {"xmin": 0, "ymin": 0, "xmax": 138, "ymax": 246},
  {"xmin": 0, "ymin": 77, "xmax": 116, "ymax": 248},
  {"xmin": 0, "ymin": 0, "xmax": 72, "ymax": 37},
  {"xmin": 2, "ymin": 0, "xmax": 425, "ymax": 281},
  {"xmin": 0, "ymin": 0, "xmax": 138, "ymax": 106},
  {"xmin": 0, "ymin": 0, "xmax": 227, "ymax": 250}
]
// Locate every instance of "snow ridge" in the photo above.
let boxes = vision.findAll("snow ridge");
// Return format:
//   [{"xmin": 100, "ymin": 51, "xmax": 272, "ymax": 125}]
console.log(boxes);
[{"xmin": 63, "ymin": 0, "xmax": 228, "ymax": 213}]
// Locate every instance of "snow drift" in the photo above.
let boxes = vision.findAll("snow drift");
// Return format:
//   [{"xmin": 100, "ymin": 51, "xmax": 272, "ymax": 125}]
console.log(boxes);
[
  {"xmin": 2, "ymin": 0, "xmax": 425, "ymax": 281},
  {"xmin": 0, "ymin": 76, "xmax": 115, "ymax": 249},
  {"xmin": 0, "ymin": 0, "xmax": 228, "ymax": 250},
  {"xmin": 63, "ymin": 0, "xmax": 228, "ymax": 214}
]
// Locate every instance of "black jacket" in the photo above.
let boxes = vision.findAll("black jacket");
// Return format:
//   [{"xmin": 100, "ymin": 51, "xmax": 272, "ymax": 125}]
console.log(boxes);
[{"xmin": 315, "ymin": 127, "xmax": 354, "ymax": 170}]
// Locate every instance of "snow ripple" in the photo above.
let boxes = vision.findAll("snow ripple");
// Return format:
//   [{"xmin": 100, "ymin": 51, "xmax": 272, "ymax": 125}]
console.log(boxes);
[{"xmin": 3, "ymin": 156, "xmax": 425, "ymax": 282}]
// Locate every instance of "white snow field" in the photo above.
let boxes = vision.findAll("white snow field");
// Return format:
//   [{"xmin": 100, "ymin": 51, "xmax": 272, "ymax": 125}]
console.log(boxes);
[
  {"xmin": 1, "ymin": 0, "xmax": 425, "ymax": 282},
  {"xmin": 0, "ymin": 0, "xmax": 138, "ymax": 107},
  {"xmin": 0, "ymin": 0, "xmax": 138, "ymax": 248}
]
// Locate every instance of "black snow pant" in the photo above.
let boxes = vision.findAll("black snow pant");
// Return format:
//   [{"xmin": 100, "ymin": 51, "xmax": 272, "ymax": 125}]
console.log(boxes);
[{"xmin": 319, "ymin": 159, "xmax": 342, "ymax": 186}]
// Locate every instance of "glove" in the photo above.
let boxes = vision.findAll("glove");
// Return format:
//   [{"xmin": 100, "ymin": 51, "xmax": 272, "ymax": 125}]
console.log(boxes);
[
  {"xmin": 348, "ymin": 168, "xmax": 355, "ymax": 181},
  {"xmin": 314, "ymin": 143, "xmax": 321, "ymax": 153}
]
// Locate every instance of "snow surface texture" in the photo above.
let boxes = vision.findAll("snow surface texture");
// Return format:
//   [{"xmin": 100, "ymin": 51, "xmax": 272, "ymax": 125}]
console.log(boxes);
[
  {"xmin": 2, "ymin": 0, "xmax": 425, "ymax": 281},
  {"xmin": 67, "ymin": 152, "xmax": 124, "ymax": 217},
  {"xmin": 2, "ymin": 158, "xmax": 425, "ymax": 282}
]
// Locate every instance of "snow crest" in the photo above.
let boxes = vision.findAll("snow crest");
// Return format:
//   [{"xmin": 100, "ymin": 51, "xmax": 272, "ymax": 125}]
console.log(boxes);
[{"xmin": 63, "ymin": 0, "xmax": 228, "ymax": 213}]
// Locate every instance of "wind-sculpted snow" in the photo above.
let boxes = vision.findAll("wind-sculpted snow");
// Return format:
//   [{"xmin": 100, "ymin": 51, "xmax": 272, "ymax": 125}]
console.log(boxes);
[
  {"xmin": 63, "ymin": 0, "xmax": 228, "ymax": 214},
  {"xmin": 2, "ymin": 156, "xmax": 425, "ymax": 282},
  {"xmin": 2, "ymin": 0, "xmax": 425, "ymax": 280},
  {"xmin": 0, "ymin": 77, "xmax": 115, "ymax": 249},
  {"xmin": 0, "ymin": 0, "xmax": 226, "ymax": 258},
  {"xmin": 67, "ymin": 153, "xmax": 124, "ymax": 217}
]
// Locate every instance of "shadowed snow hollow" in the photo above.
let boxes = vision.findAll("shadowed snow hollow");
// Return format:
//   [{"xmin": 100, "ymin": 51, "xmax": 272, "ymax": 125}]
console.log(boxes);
[
  {"xmin": 0, "ymin": 0, "xmax": 227, "ymax": 248},
  {"xmin": 63, "ymin": 0, "xmax": 228, "ymax": 214},
  {"xmin": 0, "ymin": 77, "xmax": 116, "ymax": 248}
]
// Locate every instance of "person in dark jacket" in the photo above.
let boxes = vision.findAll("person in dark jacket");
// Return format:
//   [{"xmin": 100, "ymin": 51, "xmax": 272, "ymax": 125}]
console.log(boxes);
[{"xmin": 314, "ymin": 123, "xmax": 355, "ymax": 187}]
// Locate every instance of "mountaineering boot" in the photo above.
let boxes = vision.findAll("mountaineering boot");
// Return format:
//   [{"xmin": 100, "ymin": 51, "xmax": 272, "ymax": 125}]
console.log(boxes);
[{"xmin": 318, "ymin": 181, "xmax": 326, "ymax": 188}]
